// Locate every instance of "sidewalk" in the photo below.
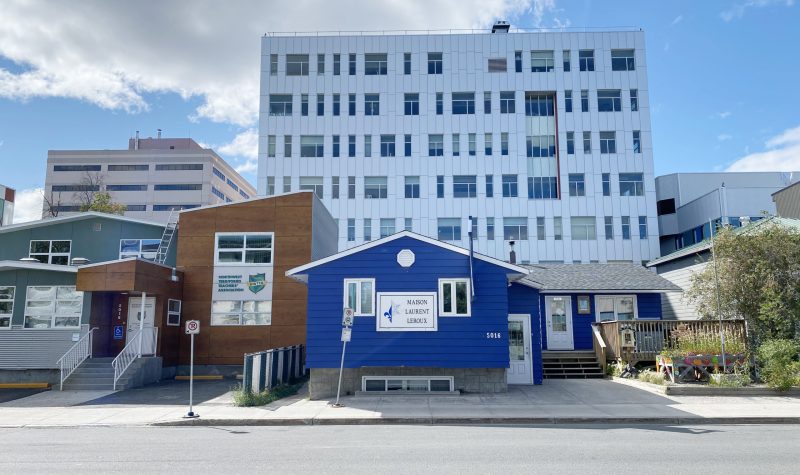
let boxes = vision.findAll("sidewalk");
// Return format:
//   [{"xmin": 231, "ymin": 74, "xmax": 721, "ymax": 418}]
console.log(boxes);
[{"xmin": 0, "ymin": 379, "xmax": 798, "ymax": 428}]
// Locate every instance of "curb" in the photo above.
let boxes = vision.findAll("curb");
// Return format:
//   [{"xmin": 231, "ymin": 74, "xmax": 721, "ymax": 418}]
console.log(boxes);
[{"xmin": 150, "ymin": 416, "xmax": 800, "ymax": 427}]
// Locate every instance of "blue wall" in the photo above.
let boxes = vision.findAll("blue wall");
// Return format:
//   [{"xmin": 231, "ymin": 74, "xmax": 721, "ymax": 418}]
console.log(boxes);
[
  {"xmin": 540, "ymin": 293, "xmax": 663, "ymax": 350},
  {"xmin": 303, "ymin": 237, "xmax": 517, "ymax": 369},
  {"xmin": 507, "ymin": 283, "xmax": 543, "ymax": 384}
]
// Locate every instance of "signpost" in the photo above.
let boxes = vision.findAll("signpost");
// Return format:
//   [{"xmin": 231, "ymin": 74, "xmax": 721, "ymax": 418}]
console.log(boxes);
[
  {"xmin": 184, "ymin": 320, "xmax": 200, "ymax": 418},
  {"xmin": 333, "ymin": 308, "xmax": 353, "ymax": 407}
]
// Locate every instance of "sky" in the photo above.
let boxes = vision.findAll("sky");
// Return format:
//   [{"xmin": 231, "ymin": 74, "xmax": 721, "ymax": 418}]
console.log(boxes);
[{"xmin": 1, "ymin": 0, "xmax": 799, "ymax": 222}]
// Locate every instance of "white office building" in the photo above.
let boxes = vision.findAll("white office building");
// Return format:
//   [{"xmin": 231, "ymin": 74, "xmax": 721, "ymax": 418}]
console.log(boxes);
[
  {"xmin": 655, "ymin": 172, "xmax": 799, "ymax": 256},
  {"xmin": 45, "ymin": 136, "xmax": 256, "ymax": 223},
  {"xmin": 258, "ymin": 24, "xmax": 659, "ymax": 264}
]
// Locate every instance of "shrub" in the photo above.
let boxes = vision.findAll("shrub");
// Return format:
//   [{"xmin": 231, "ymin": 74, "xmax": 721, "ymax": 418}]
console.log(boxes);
[
  {"xmin": 637, "ymin": 369, "xmax": 665, "ymax": 385},
  {"xmin": 708, "ymin": 372, "xmax": 751, "ymax": 388},
  {"xmin": 607, "ymin": 358, "xmax": 625, "ymax": 377},
  {"xmin": 669, "ymin": 326, "xmax": 747, "ymax": 356},
  {"xmin": 231, "ymin": 380, "xmax": 305, "ymax": 407},
  {"xmin": 757, "ymin": 339, "xmax": 800, "ymax": 391}
]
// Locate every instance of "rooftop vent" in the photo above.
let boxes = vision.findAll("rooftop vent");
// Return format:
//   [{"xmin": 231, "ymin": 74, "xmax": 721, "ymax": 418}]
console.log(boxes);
[
  {"xmin": 71, "ymin": 257, "xmax": 91, "ymax": 266},
  {"xmin": 492, "ymin": 21, "xmax": 510, "ymax": 33}
]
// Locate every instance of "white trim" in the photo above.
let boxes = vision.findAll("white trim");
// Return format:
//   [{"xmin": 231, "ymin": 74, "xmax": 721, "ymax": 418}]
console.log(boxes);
[
  {"xmin": 0, "ymin": 260, "xmax": 78, "ymax": 273},
  {"xmin": 23, "ymin": 285, "xmax": 83, "ymax": 330},
  {"xmin": 167, "ymin": 299, "xmax": 182, "ymax": 326},
  {"xmin": 286, "ymin": 231, "xmax": 529, "ymax": 281},
  {"xmin": 214, "ymin": 232, "xmax": 275, "ymax": 266},
  {"xmin": 361, "ymin": 375, "xmax": 454, "ymax": 392},
  {"xmin": 29, "ymin": 239, "xmax": 72, "ymax": 266},
  {"xmin": 119, "ymin": 238, "xmax": 161, "ymax": 261},
  {"xmin": 0, "ymin": 211, "xmax": 164, "ymax": 234},
  {"xmin": 438, "ymin": 278, "xmax": 471, "ymax": 317},
  {"xmin": 0, "ymin": 285, "xmax": 14, "ymax": 330},
  {"xmin": 180, "ymin": 189, "xmax": 317, "ymax": 214},
  {"xmin": 76, "ymin": 256, "xmax": 175, "ymax": 271},
  {"xmin": 507, "ymin": 313, "xmax": 533, "ymax": 385},
  {"xmin": 537, "ymin": 289, "xmax": 668, "ymax": 294},
  {"xmin": 343, "ymin": 278, "xmax": 376, "ymax": 316},
  {"xmin": 594, "ymin": 295, "xmax": 638, "ymax": 322},
  {"xmin": 544, "ymin": 295, "xmax": 574, "ymax": 350}
]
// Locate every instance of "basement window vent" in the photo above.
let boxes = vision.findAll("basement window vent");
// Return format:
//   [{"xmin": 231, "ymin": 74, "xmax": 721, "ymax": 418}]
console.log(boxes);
[{"xmin": 362, "ymin": 376, "xmax": 453, "ymax": 393}]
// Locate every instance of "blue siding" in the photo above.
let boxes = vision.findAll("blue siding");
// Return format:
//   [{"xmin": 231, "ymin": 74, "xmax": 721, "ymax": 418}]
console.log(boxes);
[
  {"xmin": 540, "ymin": 293, "xmax": 665, "ymax": 351},
  {"xmin": 304, "ymin": 237, "xmax": 515, "ymax": 369},
  {"xmin": 507, "ymin": 283, "xmax": 543, "ymax": 384}
]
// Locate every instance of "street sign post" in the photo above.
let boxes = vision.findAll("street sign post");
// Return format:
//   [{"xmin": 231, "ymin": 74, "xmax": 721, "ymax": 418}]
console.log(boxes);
[
  {"xmin": 184, "ymin": 320, "xmax": 200, "ymax": 418},
  {"xmin": 333, "ymin": 308, "xmax": 354, "ymax": 407}
]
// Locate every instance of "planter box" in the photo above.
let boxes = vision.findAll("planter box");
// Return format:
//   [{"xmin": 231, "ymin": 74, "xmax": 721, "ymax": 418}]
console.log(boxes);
[{"xmin": 656, "ymin": 353, "xmax": 747, "ymax": 383}]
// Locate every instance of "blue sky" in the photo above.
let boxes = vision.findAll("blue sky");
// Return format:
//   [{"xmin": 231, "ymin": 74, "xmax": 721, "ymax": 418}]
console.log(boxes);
[{"xmin": 1, "ymin": 0, "xmax": 798, "ymax": 221}]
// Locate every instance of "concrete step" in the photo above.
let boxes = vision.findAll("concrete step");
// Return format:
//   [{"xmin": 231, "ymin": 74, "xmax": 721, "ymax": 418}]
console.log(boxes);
[{"xmin": 62, "ymin": 382, "xmax": 115, "ymax": 391}]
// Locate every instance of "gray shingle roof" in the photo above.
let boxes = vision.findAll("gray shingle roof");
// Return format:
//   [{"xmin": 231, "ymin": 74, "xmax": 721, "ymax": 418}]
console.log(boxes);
[{"xmin": 518, "ymin": 263, "xmax": 681, "ymax": 292}]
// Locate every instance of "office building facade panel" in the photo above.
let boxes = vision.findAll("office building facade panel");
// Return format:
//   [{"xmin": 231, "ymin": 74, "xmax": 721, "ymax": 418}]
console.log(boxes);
[{"xmin": 259, "ymin": 29, "xmax": 658, "ymax": 264}]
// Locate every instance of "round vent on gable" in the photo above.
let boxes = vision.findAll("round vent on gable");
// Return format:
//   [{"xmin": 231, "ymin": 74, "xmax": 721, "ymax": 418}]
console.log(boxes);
[{"xmin": 397, "ymin": 249, "xmax": 415, "ymax": 268}]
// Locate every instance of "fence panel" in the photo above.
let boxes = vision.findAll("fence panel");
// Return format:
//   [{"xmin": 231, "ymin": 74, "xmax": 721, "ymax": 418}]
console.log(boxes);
[{"xmin": 242, "ymin": 345, "xmax": 305, "ymax": 393}]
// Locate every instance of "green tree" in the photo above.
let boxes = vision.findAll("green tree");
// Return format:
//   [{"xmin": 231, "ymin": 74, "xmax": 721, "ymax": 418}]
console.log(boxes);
[
  {"xmin": 686, "ymin": 219, "xmax": 800, "ymax": 345},
  {"xmin": 80, "ymin": 191, "xmax": 127, "ymax": 215}
]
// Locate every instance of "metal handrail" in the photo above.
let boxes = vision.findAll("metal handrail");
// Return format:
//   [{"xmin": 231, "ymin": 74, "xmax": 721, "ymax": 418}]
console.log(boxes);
[
  {"xmin": 112, "ymin": 327, "xmax": 158, "ymax": 391},
  {"xmin": 57, "ymin": 327, "xmax": 98, "ymax": 391}
]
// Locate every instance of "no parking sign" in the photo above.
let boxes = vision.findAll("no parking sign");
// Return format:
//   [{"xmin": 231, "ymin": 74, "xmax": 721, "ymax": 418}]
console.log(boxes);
[{"xmin": 185, "ymin": 320, "xmax": 200, "ymax": 334}]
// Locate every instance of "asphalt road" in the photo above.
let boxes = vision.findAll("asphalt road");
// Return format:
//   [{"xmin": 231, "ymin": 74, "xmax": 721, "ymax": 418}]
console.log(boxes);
[{"xmin": 1, "ymin": 424, "xmax": 798, "ymax": 473}]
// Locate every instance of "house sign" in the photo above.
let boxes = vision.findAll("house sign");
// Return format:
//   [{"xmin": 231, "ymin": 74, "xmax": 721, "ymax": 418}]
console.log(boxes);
[{"xmin": 376, "ymin": 292, "xmax": 437, "ymax": 332}]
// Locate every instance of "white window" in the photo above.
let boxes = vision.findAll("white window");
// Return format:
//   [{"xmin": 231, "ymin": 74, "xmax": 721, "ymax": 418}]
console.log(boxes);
[
  {"xmin": 167, "ymin": 299, "xmax": 181, "ymax": 326},
  {"xmin": 119, "ymin": 239, "xmax": 161, "ymax": 260},
  {"xmin": 596, "ymin": 295, "xmax": 637, "ymax": 321},
  {"xmin": 24, "ymin": 286, "xmax": 82, "ymax": 329},
  {"xmin": 29, "ymin": 240, "xmax": 71, "ymax": 265},
  {"xmin": 438, "ymin": 278, "xmax": 470, "ymax": 317},
  {"xmin": 211, "ymin": 300, "xmax": 272, "ymax": 326},
  {"xmin": 215, "ymin": 233, "xmax": 274, "ymax": 265},
  {"xmin": 0, "ymin": 286, "xmax": 13, "ymax": 329},
  {"xmin": 344, "ymin": 278, "xmax": 375, "ymax": 316},
  {"xmin": 299, "ymin": 176, "xmax": 323, "ymax": 199},
  {"xmin": 530, "ymin": 50, "xmax": 554, "ymax": 72},
  {"xmin": 571, "ymin": 217, "xmax": 597, "ymax": 240}
]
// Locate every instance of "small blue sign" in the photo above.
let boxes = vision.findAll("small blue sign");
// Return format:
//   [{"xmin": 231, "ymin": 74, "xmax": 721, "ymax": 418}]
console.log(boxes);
[{"xmin": 113, "ymin": 325, "xmax": 124, "ymax": 340}]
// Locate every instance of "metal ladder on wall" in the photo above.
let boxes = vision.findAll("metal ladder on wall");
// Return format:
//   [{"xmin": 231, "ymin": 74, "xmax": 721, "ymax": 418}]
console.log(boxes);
[{"xmin": 155, "ymin": 209, "xmax": 178, "ymax": 264}]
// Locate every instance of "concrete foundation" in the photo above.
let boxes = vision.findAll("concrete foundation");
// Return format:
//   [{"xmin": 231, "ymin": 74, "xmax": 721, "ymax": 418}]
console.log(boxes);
[
  {"xmin": 0, "ymin": 369, "xmax": 60, "ymax": 385},
  {"xmin": 309, "ymin": 367, "xmax": 507, "ymax": 399}
]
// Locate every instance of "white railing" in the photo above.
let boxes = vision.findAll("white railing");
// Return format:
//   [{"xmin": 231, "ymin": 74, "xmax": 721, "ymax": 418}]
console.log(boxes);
[
  {"xmin": 57, "ymin": 327, "xmax": 98, "ymax": 391},
  {"xmin": 112, "ymin": 327, "xmax": 158, "ymax": 391}
]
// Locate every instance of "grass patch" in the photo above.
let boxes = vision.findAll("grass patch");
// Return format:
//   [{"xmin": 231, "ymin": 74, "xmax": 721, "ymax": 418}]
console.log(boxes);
[
  {"xmin": 637, "ymin": 369, "xmax": 665, "ymax": 385},
  {"xmin": 232, "ymin": 378, "xmax": 306, "ymax": 407},
  {"xmin": 708, "ymin": 373, "xmax": 751, "ymax": 388}
]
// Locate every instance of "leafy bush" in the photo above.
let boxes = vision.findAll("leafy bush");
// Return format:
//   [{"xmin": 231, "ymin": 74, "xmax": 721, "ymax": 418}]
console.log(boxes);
[
  {"xmin": 757, "ymin": 339, "xmax": 800, "ymax": 391},
  {"xmin": 232, "ymin": 380, "xmax": 305, "ymax": 407},
  {"xmin": 607, "ymin": 358, "xmax": 625, "ymax": 377},
  {"xmin": 637, "ymin": 369, "xmax": 665, "ymax": 385}
]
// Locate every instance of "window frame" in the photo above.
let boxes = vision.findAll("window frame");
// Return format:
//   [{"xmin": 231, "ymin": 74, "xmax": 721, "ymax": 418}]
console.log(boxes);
[
  {"xmin": 0, "ymin": 286, "xmax": 14, "ymax": 329},
  {"xmin": 119, "ymin": 238, "xmax": 161, "ymax": 261},
  {"xmin": 597, "ymin": 90, "xmax": 622, "ymax": 112},
  {"xmin": 530, "ymin": 50, "xmax": 555, "ymax": 72},
  {"xmin": 503, "ymin": 217, "xmax": 529, "ymax": 241},
  {"xmin": 452, "ymin": 175, "xmax": 477, "ymax": 198},
  {"xmin": 167, "ymin": 299, "xmax": 182, "ymax": 326},
  {"xmin": 438, "ymin": 278, "xmax": 471, "ymax": 317},
  {"xmin": 214, "ymin": 232, "xmax": 274, "ymax": 266},
  {"xmin": 23, "ymin": 285, "xmax": 83, "ymax": 330},
  {"xmin": 29, "ymin": 240, "xmax": 72, "ymax": 265},
  {"xmin": 343, "ymin": 278, "xmax": 376, "ymax": 317},
  {"xmin": 364, "ymin": 53, "xmax": 388, "ymax": 75},
  {"xmin": 611, "ymin": 49, "xmax": 636, "ymax": 71},
  {"xmin": 437, "ymin": 218, "xmax": 461, "ymax": 241},
  {"xmin": 595, "ymin": 295, "xmax": 638, "ymax": 322},
  {"xmin": 578, "ymin": 49, "xmax": 595, "ymax": 71},
  {"xmin": 427, "ymin": 52, "xmax": 443, "ymax": 74},
  {"xmin": 286, "ymin": 54, "xmax": 310, "ymax": 76},
  {"xmin": 210, "ymin": 299, "xmax": 272, "ymax": 326},
  {"xmin": 619, "ymin": 173, "xmax": 645, "ymax": 196},
  {"xmin": 451, "ymin": 92, "xmax": 475, "ymax": 115}
]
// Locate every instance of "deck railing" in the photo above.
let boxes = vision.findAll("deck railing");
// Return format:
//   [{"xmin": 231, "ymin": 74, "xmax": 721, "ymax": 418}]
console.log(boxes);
[{"xmin": 593, "ymin": 319, "xmax": 747, "ymax": 363}]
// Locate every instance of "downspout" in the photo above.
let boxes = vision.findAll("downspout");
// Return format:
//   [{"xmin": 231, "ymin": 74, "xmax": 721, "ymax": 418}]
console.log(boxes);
[{"xmin": 468, "ymin": 216, "xmax": 475, "ymax": 302}]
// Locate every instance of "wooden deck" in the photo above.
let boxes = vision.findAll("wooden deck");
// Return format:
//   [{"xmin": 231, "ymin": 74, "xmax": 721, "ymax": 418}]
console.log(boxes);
[{"xmin": 592, "ymin": 319, "xmax": 747, "ymax": 364}]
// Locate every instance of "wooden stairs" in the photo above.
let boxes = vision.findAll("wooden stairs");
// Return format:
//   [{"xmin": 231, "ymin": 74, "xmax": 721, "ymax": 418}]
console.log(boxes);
[{"xmin": 542, "ymin": 351, "xmax": 605, "ymax": 379}]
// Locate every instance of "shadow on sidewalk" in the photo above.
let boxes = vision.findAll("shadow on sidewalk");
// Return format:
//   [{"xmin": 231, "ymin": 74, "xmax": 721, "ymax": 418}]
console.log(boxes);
[{"xmin": 79, "ymin": 379, "xmax": 237, "ymax": 406}]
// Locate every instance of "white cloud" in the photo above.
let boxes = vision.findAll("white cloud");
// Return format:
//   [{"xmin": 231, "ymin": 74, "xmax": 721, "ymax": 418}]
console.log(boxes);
[
  {"xmin": 717, "ymin": 111, "xmax": 732, "ymax": 119},
  {"xmin": 12, "ymin": 188, "xmax": 44, "ymax": 223},
  {"xmin": 721, "ymin": 0, "xmax": 794, "ymax": 22},
  {"xmin": 215, "ymin": 128, "xmax": 259, "ymax": 175},
  {"xmin": 0, "ymin": 0, "xmax": 539, "ymax": 128},
  {"xmin": 726, "ymin": 125, "xmax": 800, "ymax": 172},
  {"xmin": 717, "ymin": 134, "xmax": 733, "ymax": 142},
  {"xmin": 670, "ymin": 15, "xmax": 683, "ymax": 26},
  {"xmin": 663, "ymin": 42, "xmax": 670, "ymax": 52}
]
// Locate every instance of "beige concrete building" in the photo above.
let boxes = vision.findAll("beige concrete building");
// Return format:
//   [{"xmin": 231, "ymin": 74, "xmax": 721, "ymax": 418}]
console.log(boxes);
[{"xmin": 44, "ymin": 135, "xmax": 256, "ymax": 223}]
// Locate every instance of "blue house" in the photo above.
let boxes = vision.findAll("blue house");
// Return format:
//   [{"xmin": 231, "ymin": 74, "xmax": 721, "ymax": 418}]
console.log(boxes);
[{"xmin": 288, "ymin": 232, "xmax": 681, "ymax": 398}]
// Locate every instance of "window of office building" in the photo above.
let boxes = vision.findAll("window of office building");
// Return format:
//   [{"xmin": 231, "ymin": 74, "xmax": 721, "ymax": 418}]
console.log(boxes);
[
  {"xmin": 583, "ymin": 131, "xmax": 591, "ymax": 153},
  {"xmin": 332, "ymin": 135, "xmax": 340, "ymax": 157},
  {"xmin": 283, "ymin": 176, "xmax": 291, "ymax": 193},
  {"xmin": 529, "ymin": 177, "xmax": 558, "ymax": 199},
  {"xmin": 488, "ymin": 58, "xmax": 507, "ymax": 72},
  {"xmin": 331, "ymin": 177, "xmax": 340, "ymax": 199},
  {"xmin": 639, "ymin": 216, "xmax": 648, "ymax": 239},
  {"xmin": 363, "ymin": 218, "xmax": 372, "ymax": 241},
  {"xmin": 568, "ymin": 173, "xmax": 585, "ymax": 197},
  {"xmin": 581, "ymin": 90, "xmax": 589, "ymax": 112},
  {"xmin": 487, "ymin": 217, "xmax": 495, "ymax": 240},
  {"xmin": 619, "ymin": 173, "xmax": 644, "ymax": 196},
  {"xmin": 365, "ymin": 94, "xmax": 380, "ymax": 116},
  {"xmin": 428, "ymin": 134, "xmax": 444, "ymax": 156},
  {"xmin": 564, "ymin": 90, "xmax": 572, "ymax": 112},
  {"xmin": 348, "ymin": 135, "xmax": 356, "ymax": 157},
  {"xmin": 53, "ymin": 164, "xmax": 102, "ymax": 172},
  {"xmin": 563, "ymin": 50, "xmax": 571, "ymax": 71},
  {"xmin": 300, "ymin": 135, "xmax": 324, "ymax": 157},
  {"xmin": 404, "ymin": 218, "xmax": 412, "ymax": 232},
  {"xmin": 600, "ymin": 131, "xmax": 616, "ymax": 154},
  {"xmin": 504, "ymin": 217, "xmax": 528, "ymax": 240},
  {"xmin": 380, "ymin": 135, "xmax": 395, "ymax": 157},
  {"xmin": 364, "ymin": 177, "xmax": 388, "ymax": 199},
  {"xmin": 333, "ymin": 54, "xmax": 341, "ymax": 75},
  {"xmin": 404, "ymin": 52, "xmax": 411, "ymax": 74},
  {"xmin": 525, "ymin": 93, "xmax": 554, "ymax": 116},
  {"xmin": 269, "ymin": 94, "xmax": 292, "ymax": 116},
  {"xmin": 630, "ymin": 89, "xmax": 639, "ymax": 111},
  {"xmin": 621, "ymin": 216, "xmax": 631, "ymax": 240},
  {"xmin": 501, "ymin": 133, "xmax": 509, "ymax": 156},
  {"xmin": 484, "ymin": 133, "xmax": 493, "ymax": 156},
  {"xmin": 364, "ymin": 135, "xmax": 373, "ymax": 157},
  {"xmin": 349, "ymin": 53, "xmax": 356, "ymax": 75},
  {"xmin": 437, "ymin": 218, "xmax": 461, "ymax": 241},
  {"xmin": 483, "ymin": 91, "xmax": 491, "ymax": 113},
  {"xmin": 405, "ymin": 176, "xmax": 420, "ymax": 198},
  {"xmin": 452, "ymin": 92, "xmax": 475, "ymax": 114},
  {"xmin": 633, "ymin": 131, "xmax": 641, "ymax": 154},
  {"xmin": 485, "ymin": 175, "xmax": 494, "ymax": 198},
  {"xmin": 317, "ymin": 94, "xmax": 324, "ymax": 116},
  {"xmin": 578, "ymin": 50, "xmax": 594, "ymax": 71},
  {"xmin": 215, "ymin": 233, "xmax": 273, "ymax": 265},
  {"xmin": 468, "ymin": 133, "xmax": 476, "ymax": 156},
  {"xmin": 453, "ymin": 175, "xmax": 477, "ymax": 198},
  {"xmin": 526, "ymin": 135, "xmax": 556, "ymax": 157},
  {"xmin": 348, "ymin": 93, "xmax": 356, "ymax": 116},
  {"xmin": 597, "ymin": 90, "xmax": 622, "ymax": 112},
  {"xmin": 317, "ymin": 53, "xmax": 325, "ymax": 74},
  {"xmin": 404, "ymin": 135, "xmax": 412, "ymax": 157},
  {"xmin": 537, "ymin": 217, "xmax": 546, "ymax": 240},
  {"xmin": 611, "ymin": 49, "xmax": 635, "ymax": 71},
  {"xmin": 284, "ymin": 135, "xmax": 292, "ymax": 157},
  {"xmin": 108, "ymin": 164, "xmax": 148, "ymax": 171},
  {"xmin": 436, "ymin": 92, "xmax": 443, "ymax": 115},
  {"xmin": 602, "ymin": 173, "xmax": 611, "ymax": 196},
  {"xmin": 364, "ymin": 53, "xmax": 387, "ymax": 75},
  {"xmin": 300, "ymin": 94, "xmax": 308, "ymax": 116},
  {"xmin": 332, "ymin": 94, "xmax": 340, "ymax": 116},
  {"xmin": 269, "ymin": 54, "xmax": 278, "ymax": 75},
  {"xmin": 502, "ymin": 175, "xmax": 518, "ymax": 197},
  {"xmin": 286, "ymin": 54, "xmax": 309, "ymax": 76},
  {"xmin": 299, "ymin": 176, "xmax": 323, "ymax": 199},
  {"xmin": 436, "ymin": 176, "xmax": 444, "ymax": 198},
  {"xmin": 428, "ymin": 52, "xmax": 443, "ymax": 74},
  {"xmin": 605, "ymin": 216, "xmax": 614, "ymax": 240},
  {"xmin": 500, "ymin": 91, "xmax": 515, "ymax": 113},
  {"xmin": 554, "ymin": 217, "xmax": 563, "ymax": 240},
  {"xmin": 348, "ymin": 176, "xmax": 356, "ymax": 199},
  {"xmin": 380, "ymin": 218, "xmax": 395, "ymax": 238},
  {"xmin": 531, "ymin": 50, "xmax": 554, "ymax": 72},
  {"xmin": 566, "ymin": 132, "xmax": 575, "ymax": 154},
  {"xmin": 571, "ymin": 217, "xmax": 597, "ymax": 240},
  {"xmin": 404, "ymin": 93, "xmax": 419, "ymax": 115},
  {"xmin": 452, "ymin": 134, "xmax": 460, "ymax": 157},
  {"xmin": 347, "ymin": 218, "xmax": 355, "ymax": 241}
]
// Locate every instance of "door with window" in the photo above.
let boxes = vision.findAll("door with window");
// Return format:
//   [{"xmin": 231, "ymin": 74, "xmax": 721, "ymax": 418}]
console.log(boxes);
[
  {"xmin": 127, "ymin": 297, "xmax": 156, "ymax": 355},
  {"xmin": 507, "ymin": 314, "xmax": 533, "ymax": 384},
  {"xmin": 545, "ymin": 296, "xmax": 574, "ymax": 350}
]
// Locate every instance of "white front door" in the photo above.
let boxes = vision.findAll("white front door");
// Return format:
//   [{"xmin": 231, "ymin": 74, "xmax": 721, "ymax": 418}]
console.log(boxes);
[
  {"xmin": 545, "ymin": 296, "xmax": 574, "ymax": 350},
  {"xmin": 507, "ymin": 314, "xmax": 533, "ymax": 384},
  {"xmin": 127, "ymin": 297, "xmax": 156, "ymax": 355}
]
